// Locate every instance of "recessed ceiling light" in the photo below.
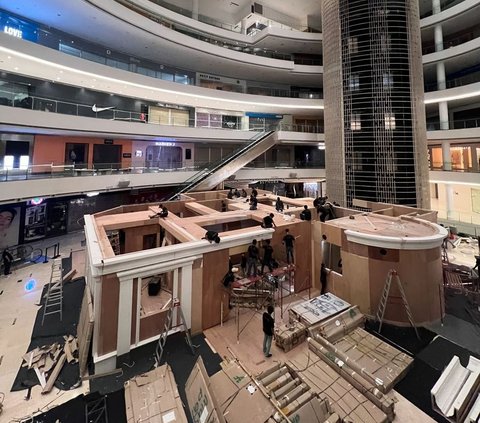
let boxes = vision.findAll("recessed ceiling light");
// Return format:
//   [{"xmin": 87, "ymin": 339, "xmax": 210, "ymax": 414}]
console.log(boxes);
[
  {"xmin": 7, "ymin": 56, "xmax": 11, "ymax": 59},
  {"xmin": 14, "ymin": 67, "xmax": 18, "ymax": 70}
]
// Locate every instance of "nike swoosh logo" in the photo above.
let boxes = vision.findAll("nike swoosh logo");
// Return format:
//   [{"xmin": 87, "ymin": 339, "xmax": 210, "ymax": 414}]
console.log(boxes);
[{"xmin": 92, "ymin": 104, "xmax": 115, "ymax": 113}]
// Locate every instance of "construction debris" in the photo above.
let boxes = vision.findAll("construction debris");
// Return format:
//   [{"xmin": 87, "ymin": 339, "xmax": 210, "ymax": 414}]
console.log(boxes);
[
  {"xmin": 125, "ymin": 364, "xmax": 187, "ymax": 423},
  {"xmin": 21, "ymin": 335, "xmax": 79, "ymax": 394}
]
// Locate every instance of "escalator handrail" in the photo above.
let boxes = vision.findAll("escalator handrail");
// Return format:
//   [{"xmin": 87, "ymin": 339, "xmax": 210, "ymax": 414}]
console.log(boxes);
[{"xmin": 167, "ymin": 130, "xmax": 274, "ymax": 199}]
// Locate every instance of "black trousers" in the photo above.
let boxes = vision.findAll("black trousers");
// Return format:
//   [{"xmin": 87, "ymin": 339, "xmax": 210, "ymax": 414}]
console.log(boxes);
[{"xmin": 3, "ymin": 260, "xmax": 11, "ymax": 275}]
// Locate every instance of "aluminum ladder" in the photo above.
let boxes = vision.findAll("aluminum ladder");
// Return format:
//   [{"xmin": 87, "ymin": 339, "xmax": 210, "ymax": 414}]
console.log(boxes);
[
  {"xmin": 155, "ymin": 298, "xmax": 195, "ymax": 366},
  {"xmin": 41, "ymin": 258, "xmax": 63, "ymax": 325},
  {"xmin": 375, "ymin": 269, "xmax": 419, "ymax": 339}
]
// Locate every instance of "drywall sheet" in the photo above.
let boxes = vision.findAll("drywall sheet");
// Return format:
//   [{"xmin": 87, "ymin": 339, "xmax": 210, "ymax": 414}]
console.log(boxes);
[{"xmin": 290, "ymin": 293, "xmax": 351, "ymax": 326}]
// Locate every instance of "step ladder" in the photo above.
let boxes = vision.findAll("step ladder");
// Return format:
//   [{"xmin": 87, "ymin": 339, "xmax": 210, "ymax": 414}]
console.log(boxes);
[
  {"xmin": 441, "ymin": 240, "xmax": 449, "ymax": 264},
  {"xmin": 375, "ymin": 269, "xmax": 419, "ymax": 339},
  {"xmin": 155, "ymin": 298, "xmax": 196, "ymax": 366},
  {"xmin": 41, "ymin": 258, "xmax": 63, "ymax": 325}
]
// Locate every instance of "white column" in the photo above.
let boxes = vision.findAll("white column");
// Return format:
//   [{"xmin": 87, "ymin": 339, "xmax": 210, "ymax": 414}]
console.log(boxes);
[
  {"xmin": 117, "ymin": 277, "xmax": 133, "ymax": 356},
  {"xmin": 472, "ymin": 147, "xmax": 479, "ymax": 172},
  {"xmin": 172, "ymin": 268, "xmax": 179, "ymax": 325},
  {"xmin": 439, "ymin": 101, "xmax": 449, "ymax": 130},
  {"xmin": 180, "ymin": 264, "xmax": 193, "ymax": 328},
  {"xmin": 436, "ymin": 61, "xmax": 446, "ymax": 90},
  {"xmin": 442, "ymin": 142, "xmax": 452, "ymax": 171},
  {"xmin": 445, "ymin": 184, "xmax": 454, "ymax": 220},
  {"xmin": 192, "ymin": 0, "xmax": 199, "ymax": 20},
  {"xmin": 434, "ymin": 25, "xmax": 443, "ymax": 52},
  {"xmin": 432, "ymin": 0, "xmax": 441, "ymax": 14}
]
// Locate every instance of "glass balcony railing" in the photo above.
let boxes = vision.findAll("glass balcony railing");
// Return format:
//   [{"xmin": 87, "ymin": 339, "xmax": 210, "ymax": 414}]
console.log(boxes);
[
  {"xmin": 422, "ymin": 32, "xmax": 479, "ymax": 54},
  {"xmin": 0, "ymin": 86, "xmax": 324, "ymax": 134},
  {"xmin": 426, "ymin": 118, "xmax": 480, "ymax": 131},
  {"xmin": 115, "ymin": 0, "xmax": 323, "ymax": 65},
  {"xmin": 424, "ymin": 70, "xmax": 480, "ymax": 91},
  {"xmin": 420, "ymin": 0, "xmax": 467, "ymax": 19},
  {"xmin": 0, "ymin": 160, "xmax": 325, "ymax": 183}
]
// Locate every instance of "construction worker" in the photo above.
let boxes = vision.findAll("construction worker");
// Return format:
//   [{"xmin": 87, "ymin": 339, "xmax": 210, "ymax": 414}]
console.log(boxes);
[
  {"xmin": 282, "ymin": 229, "xmax": 295, "ymax": 264},
  {"xmin": 261, "ymin": 240, "xmax": 274, "ymax": 274},
  {"xmin": 247, "ymin": 239, "xmax": 259, "ymax": 277},
  {"xmin": 262, "ymin": 213, "xmax": 276, "ymax": 229}
]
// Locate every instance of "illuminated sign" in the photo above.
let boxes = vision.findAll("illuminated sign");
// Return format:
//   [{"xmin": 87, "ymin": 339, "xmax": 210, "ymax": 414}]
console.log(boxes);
[
  {"xmin": 30, "ymin": 197, "xmax": 44, "ymax": 206},
  {"xmin": 4, "ymin": 26, "xmax": 22, "ymax": 38},
  {"xmin": 155, "ymin": 142, "xmax": 176, "ymax": 147}
]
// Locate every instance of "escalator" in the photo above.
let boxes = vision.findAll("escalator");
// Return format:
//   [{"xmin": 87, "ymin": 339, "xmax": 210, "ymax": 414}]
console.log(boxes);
[{"xmin": 165, "ymin": 130, "xmax": 276, "ymax": 200}]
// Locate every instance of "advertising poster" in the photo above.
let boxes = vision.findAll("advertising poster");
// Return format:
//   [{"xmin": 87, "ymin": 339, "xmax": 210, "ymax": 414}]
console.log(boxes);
[{"xmin": 0, "ymin": 205, "xmax": 21, "ymax": 250}]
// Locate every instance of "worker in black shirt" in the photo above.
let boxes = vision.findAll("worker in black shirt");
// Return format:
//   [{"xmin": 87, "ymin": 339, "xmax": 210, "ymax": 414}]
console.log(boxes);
[
  {"xmin": 247, "ymin": 239, "xmax": 259, "ymax": 277},
  {"xmin": 2, "ymin": 248, "xmax": 13, "ymax": 276},
  {"xmin": 262, "ymin": 213, "xmax": 276, "ymax": 229},
  {"xmin": 241, "ymin": 189, "xmax": 248, "ymax": 198},
  {"xmin": 261, "ymin": 239, "xmax": 274, "ymax": 274},
  {"xmin": 203, "ymin": 230, "xmax": 220, "ymax": 244},
  {"xmin": 158, "ymin": 205, "xmax": 169, "ymax": 218},
  {"xmin": 262, "ymin": 305, "xmax": 275, "ymax": 357},
  {"xmin": 320, "ymin": 263, "xmax": 331, "ymax": 295},
  {"xmin": 300, "ymin": 205, "xmax": 312, "ymax": 221},
  {"xmin": 221, "ymin": 201, "xmax": 227, "ymax": 212},
  {"xmin": 282, "ymin": 229, "xmax": 295, "ymax": 264},
  {"xmin": 233, "ymin": 189, "xmax": 240, "ymax": 198},
  {"xmin": 249, "ymin": 195, "xmax": 258, "ymax": 210},
  {"xmin": 275, "ymin": 197, "xmax": 284, "ymax": 212},
  {"xmin": 252, "ymin": 188, "xmax": 258, "ymax": 197}
]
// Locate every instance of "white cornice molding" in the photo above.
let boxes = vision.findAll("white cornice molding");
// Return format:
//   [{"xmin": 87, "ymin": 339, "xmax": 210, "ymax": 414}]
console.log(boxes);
[{"xmin": 344, "ymin": 223, "xmax": 448, "ymax": 250}]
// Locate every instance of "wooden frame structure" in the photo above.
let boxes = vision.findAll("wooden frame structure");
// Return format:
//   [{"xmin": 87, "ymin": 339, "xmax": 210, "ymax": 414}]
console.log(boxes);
[{"xmin": 84, "ymin": 189, "xmax": 314, "ymax": 373}]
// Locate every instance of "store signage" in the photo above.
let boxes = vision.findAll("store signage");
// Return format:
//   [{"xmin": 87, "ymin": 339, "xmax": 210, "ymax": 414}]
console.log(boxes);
[
  {"xmin": 104, "ymin": 139, "xmax": 114, "ymax": 145},
  {"xmin": 3, "ymin": 25, "xmax": 22, "ymax": 38},
  {"xmin": 155, "ymin": 142, "xmax": 176, "ymax": 147},
  {"xmin": 198, "ymin": 73, "xmax": 221, "ymax": 81},
  {"xmin": 123, "ymin": 153, "xmax": 132, "ymax": 158}
]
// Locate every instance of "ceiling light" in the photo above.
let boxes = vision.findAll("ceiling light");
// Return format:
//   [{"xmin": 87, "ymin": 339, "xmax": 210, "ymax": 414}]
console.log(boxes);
[
  {"xmin": 0, "ymin": 46, "xmax": 324, "ymax": 110},
  {"xmin": 424, "ymin": 91, "xmax": 480, "ymax": 104}
]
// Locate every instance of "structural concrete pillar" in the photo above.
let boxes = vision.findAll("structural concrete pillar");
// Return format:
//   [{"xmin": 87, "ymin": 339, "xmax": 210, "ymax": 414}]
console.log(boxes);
[
  {"xmin": 432, "ymin": 0, "xmax": 442, "ymax": 14},
  {"xmin": 442, "ymin": 142, "xmax": 452, "ymax": 171},
  {"xmin": 439, "ymin": 101, "xmax": 449, "ymax": 130},
  {"xmin": 117, "ymin": 277, "xmax": 133, "ymax": 356},
  {"xmin": 436, "ymin": 61, "xmax": 446, "ymax": 90},
  {"xmin": 445, "ymin": 183, "xmax": 454, "ymax": 220},
  {"xmin": 471, "ymin": 146, "xmax": 479, "ymax": 172}
]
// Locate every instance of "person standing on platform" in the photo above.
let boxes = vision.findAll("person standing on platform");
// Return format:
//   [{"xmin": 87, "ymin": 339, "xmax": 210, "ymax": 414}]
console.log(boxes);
[
  {"xmin": 262, "ymin": 305, "xmax": 275, "ymax": 358},
  {"xmin": 262, "ymin": 213, "xmax": 276, "ymax": 229},
  {"xmin": 2, "ymin": 248, "xmax": 13, "ymax": 276},
  {"xmin": 227, "ymin": 189, "xmax": 234, "ymax": 199},
  {"xmin": 158, "ymin": 205, "xmax": 169, "ymax": 218},
  {"xmin": 221, "ymin": 201, "xmax": 227, "ymax": 212},
  {"xmin": 247, "ymin": 239, "xmax": 259, "ymax": 277},
  {"xmin": 275, "ymin": 197, "xmax": 284, "ymax": 213},
  {"xmin": 252, "ymin": 188, "xmax": 258, "ymax": 197},
  {"xmin": 234, "ymin": 189, "xmax": 240, "ymax": 198},
  {"xmin": 261, "ymin": 239, "xmax": 274, "ymax": 274},
  {"xmin": 249, "ymin": 195, "xmax": 258, "ymax": 210},
  {"xmin": 282, "ymin": 229, "xmax": 295, "ymax": 264},
  {"xmin": 241, "ymin": 253, "xmax": 247, "ymax": 277},
  {"xmin": 320, "ymin": 263, "xmax": 330, "ymax": 295}
]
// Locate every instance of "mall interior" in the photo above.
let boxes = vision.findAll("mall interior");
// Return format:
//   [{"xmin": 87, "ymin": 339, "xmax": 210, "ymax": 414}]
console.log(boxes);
[{"xmin": 0, "ymin": 0, "xmax": 479, "ymax": 422}]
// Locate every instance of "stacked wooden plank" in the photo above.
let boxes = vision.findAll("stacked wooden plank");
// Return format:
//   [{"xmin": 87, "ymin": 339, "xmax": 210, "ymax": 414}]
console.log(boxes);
[
  {"xmin": 308, "ymin": 306, "xmax": 365, "ymax": 343},
  {"xmin": 22, "ymin": 336, "xmax": 78, "ymax": 394},
  {"xmin": 274, "ymin": 321, "xmax": 307, "ymax": 353},
  {"xmin": 124, "ymin": 364, "xmax": 187, "ymax": 423},
  {"xmin": 311, "ymin": 327, "xmax": 413, "ymax": 394},
  {"xmin": 287, "ymin": 351, "xmax": 389, "ymax": 423},
  {"xmin": 431, "ymin": 355, "xmax": 480, "ymax": 422},
  {"xmin": 307, "ymin": 339, "xmax": 395, "ymax": 421},
  {"xmin": 257, "ymin": 363, "xmax": 339, "ymax": 423}
]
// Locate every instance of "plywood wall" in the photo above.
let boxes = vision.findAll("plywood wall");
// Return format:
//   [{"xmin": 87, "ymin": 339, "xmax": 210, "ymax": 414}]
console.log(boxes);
[
  {"xmin": 123, "ymin": 225, "xmax": 159, "ymax": 253},
  {"xmin": 202, "ymin": 249, "xmax": 230, "ymax": 329},
  {"xmin": 98, "ymin": 273, "xmax": 120, "ymax": 356}
]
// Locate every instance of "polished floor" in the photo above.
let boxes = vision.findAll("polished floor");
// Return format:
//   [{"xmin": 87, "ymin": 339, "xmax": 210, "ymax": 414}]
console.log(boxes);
[{"xmin": 0, "ymin": 229, "xmax": 478, "ymax": 422}]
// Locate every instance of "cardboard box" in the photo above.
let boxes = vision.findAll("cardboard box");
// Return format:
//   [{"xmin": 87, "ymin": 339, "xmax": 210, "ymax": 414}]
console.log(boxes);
[{"xmin": 275, "ymin": 321, "xmax": 307, "ymax": 352}]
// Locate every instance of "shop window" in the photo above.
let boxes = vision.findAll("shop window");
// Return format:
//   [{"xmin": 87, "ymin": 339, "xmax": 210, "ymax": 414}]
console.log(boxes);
[
  {"xmin": 185, "ymin": 149, "xmax": 192, "ymax": 160},
  {"xmin": 350, "ymin": 113, "xmax": 361, "ymax": 131},
  {"xmin": 385, "ymin": 113, "xmax": 396, "ymax": 130}
]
